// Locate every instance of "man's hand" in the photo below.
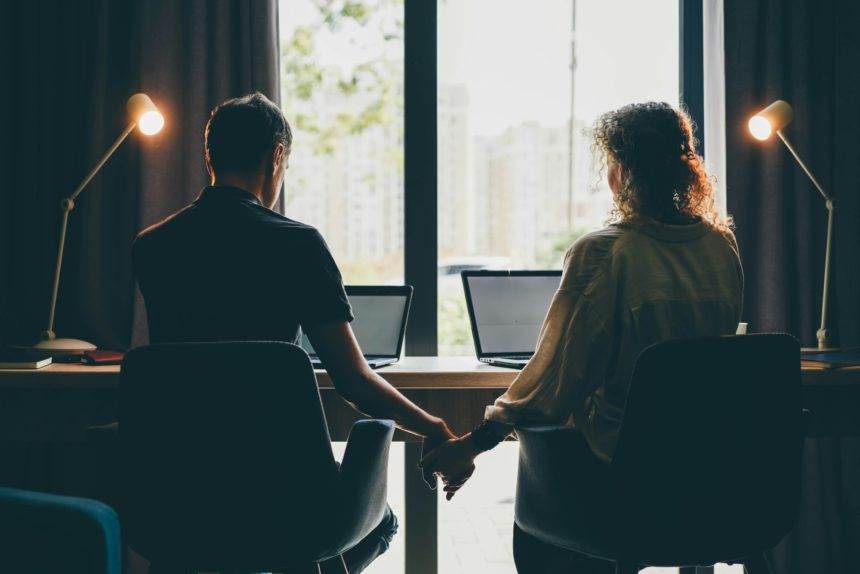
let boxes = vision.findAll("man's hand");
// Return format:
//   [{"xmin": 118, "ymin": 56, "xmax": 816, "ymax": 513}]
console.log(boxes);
[
  {"xmin": 421, "ymin": 419, "xmax": 456, "ymax": 488},
  {"xmin": 419, "ymin": 434, "xmax": 479, "ymax": 500}
]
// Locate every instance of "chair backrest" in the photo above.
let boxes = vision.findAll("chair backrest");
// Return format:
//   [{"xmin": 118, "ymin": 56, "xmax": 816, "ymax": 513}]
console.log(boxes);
[
  {"xmin": 120, "ymin": 341, "xmax": 341, "ymax": 568},
  {"xmin": 0, "ymin": 486, "xmax": 121, "ymax": 574},
  {"xmin": 611, "ymin": 334, "xmax": 802, "ymax": 563}
]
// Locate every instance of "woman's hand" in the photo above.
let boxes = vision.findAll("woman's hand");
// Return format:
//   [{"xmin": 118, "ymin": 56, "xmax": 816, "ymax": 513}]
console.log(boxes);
[{"xmin": 419, "ymin": 434, "xmax": 480, "ymax": 500}]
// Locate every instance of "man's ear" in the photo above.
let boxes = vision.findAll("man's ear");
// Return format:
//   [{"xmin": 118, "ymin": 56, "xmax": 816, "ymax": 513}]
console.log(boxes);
[
  {"xmin": 204, "ymin": 152, "xmax": 213, "ymax": 179},
  {"xmin": 272, "ymin": 143, "xmax": 285, "ymax": 171}
]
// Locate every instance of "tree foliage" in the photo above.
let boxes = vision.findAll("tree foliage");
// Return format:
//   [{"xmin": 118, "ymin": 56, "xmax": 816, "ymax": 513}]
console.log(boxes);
[{"xmin": 281, "ymin": 0, "xmax": 404, "ymax": 156}]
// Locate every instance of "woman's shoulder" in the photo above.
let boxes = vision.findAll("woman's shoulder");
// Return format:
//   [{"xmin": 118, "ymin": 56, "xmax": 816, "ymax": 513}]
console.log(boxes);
[
  {"xmin": 560, "ymin": 227, "xmax": 627, "ymax": 291},
  {"xmin": 564, "ymin": 226, "xmax": 628, "ymax": 262}
]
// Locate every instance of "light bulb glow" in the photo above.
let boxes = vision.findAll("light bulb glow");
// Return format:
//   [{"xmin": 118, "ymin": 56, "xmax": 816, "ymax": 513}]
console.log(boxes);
[
  {"xmin": 138, "ymin": 110, "xmax": 164, "ymax": 135},
  {"xmin": 748, "ymin": 115, "xmax": 773, "ymax": 141}
]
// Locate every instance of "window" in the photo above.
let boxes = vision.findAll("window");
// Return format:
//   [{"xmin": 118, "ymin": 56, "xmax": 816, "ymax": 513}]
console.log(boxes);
[
  {"xmin": 437, "ymin": 0, "xmax": 679, "ymax": 355},
  {"xmin": 278, "ymin": 2, "xmax": 713, "ymax": 573},
  {"xmin": 280, "ymin": 0, "xmax": 405, "ymax": 285}
]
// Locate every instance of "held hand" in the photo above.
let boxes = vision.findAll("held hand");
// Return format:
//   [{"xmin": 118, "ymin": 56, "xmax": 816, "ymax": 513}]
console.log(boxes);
[
  {"xmin": 419, "ymin": 434, "xmax": 479, "ymax": 500},
  {"xmin": 432, "ymin": 418, "xmax": 458, "ymax": 443},
  {"xmin": 441, "ymin": 463, "xmax": 475, "ymax": 500},
  {"xmin": 421, "ymin": 418, "xmax": 457, "ymax": 489}
]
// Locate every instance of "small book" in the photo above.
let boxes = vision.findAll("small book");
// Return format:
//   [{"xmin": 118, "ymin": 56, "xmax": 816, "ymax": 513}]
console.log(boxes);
[
  {"xmin": 0, "ymin": 348, "xmax": 53, "ymax": 370},
  {"xmin": 82, "ymin": 350, "xmax": 125, "ymax": 365}
]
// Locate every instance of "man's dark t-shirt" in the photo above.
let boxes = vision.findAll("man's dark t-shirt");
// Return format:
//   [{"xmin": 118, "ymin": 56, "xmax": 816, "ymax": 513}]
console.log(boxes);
[{"xmin": 133, "ymin": 186, "xmax": 353, "ymax": 344}]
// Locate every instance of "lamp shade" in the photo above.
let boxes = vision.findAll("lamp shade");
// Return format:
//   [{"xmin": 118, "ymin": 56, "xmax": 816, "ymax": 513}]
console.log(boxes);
[
  {"xmin": 126, "ymin": 93, "xmax": 164, "ymax": 135},
  {"xmin": 749, "ymin": 100, "xmax": 794, "ymax": 141}
]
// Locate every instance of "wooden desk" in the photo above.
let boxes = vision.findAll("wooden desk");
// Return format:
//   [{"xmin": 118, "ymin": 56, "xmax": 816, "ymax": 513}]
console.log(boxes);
[
  {"xmin": 1, "ymin": 357, "xmax": 858, "ymax": 574},
  {"xmin": 1, "ymin": 356, "xmax": 857, "ymax": 441}
]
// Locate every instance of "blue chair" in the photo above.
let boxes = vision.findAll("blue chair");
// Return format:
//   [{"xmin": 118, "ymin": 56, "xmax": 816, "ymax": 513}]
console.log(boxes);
[
  {"xmin": 514, "ymin": 334, "xmax": 803, "ymax": 574},
  {"xmin": 119, "ymin": 341, "xmax": 394, "ymax": 573},
  {"xmin": 0, "ymin": 486, "xmax": 122, "ymax": 574}
]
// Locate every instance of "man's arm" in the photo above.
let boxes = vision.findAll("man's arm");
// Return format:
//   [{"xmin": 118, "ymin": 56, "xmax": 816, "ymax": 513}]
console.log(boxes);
[{"xmin": 305, "ymin": 321, "xmax": 455, "ymax": 442}]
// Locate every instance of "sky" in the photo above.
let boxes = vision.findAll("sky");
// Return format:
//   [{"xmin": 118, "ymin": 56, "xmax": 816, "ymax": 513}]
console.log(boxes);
[
  {"xmin": 281, "ymin": 0, "xmax": 678, "ymax": 137},
  {"xmin": 437, "ymin": 0, "xmax": 678, "ymax": 135}
]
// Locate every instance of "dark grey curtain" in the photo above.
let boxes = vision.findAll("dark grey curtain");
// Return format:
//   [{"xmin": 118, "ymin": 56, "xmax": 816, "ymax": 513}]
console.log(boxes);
[
  {"xmin": 0, "ymin": 0, "xmax": 280, "ymax": 350},
  {"xmin": 131, "ymin": 0, "xmax": 281, "ymax": 345},
  {"xmin": 724, "ymin": 0, "xmax": 860, "ymax": 348},
  {"xmin": 724, "ymin": 1, "xmax": 860, "ymax": 572},
  {"xmin": 0, "ymin": 1, "xmax": 140, "ymax": 350}
]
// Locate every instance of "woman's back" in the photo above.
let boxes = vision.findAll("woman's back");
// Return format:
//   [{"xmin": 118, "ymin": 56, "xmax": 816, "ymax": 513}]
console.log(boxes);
[
  {"xmin": 482, "ymin": 101, "xmax": 745, "ymax": 465},
  {"xmin": 570, "ymin": 218, "xmax": 743, "ymax": 461}
]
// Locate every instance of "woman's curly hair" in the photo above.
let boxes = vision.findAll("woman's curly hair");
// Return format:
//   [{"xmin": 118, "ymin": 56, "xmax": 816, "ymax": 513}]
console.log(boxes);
[{"xmin": 591, "ymin": 101, "xmax": 731, "ymax": 232}]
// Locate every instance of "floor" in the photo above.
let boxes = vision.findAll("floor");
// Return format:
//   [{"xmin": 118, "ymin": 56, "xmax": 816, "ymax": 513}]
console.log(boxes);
[{"xmin": 353, "ymin": 443, "xmax": 745, "ymax": 574}]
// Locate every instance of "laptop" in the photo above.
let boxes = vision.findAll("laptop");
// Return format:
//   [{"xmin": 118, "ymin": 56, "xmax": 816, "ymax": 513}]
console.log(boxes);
[
  {"xmin": 462, "ymin": 270, "xmax": 562, "ymax": 369},
  {"xmin": 301, "ymin": 285, "xmax": 413, "ymax": 369}
]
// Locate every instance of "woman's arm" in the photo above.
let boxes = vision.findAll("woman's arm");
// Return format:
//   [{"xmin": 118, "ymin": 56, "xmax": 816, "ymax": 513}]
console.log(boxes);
[{"xmin": 422, "ymin": 237, "xmax": 616, "ymax": 495}]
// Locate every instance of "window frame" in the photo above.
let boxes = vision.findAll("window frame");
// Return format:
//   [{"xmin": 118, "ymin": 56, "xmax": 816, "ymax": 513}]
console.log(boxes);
[{"xmin": 402, "ymin": 0, "xmax": 704, "ymax": 356}]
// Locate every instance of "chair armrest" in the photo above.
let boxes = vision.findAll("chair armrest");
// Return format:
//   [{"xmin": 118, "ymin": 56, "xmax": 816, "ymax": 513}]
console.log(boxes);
[
  {"xmin": 514, "ymin": 425, "xmax": 616, "ymax": 553},
  {"xmin": 516, "ymin": 425, "xmax": 591, "ymax": 510},
  {"xmin": 331, "ymin": 419, "xmax": 395, "ymax": 550}
]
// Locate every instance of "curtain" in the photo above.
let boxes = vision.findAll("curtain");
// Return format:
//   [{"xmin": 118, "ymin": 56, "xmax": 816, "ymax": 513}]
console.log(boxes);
[
  {"xmin": 131, "ymin": 0, "xmax": 281, "ymax": 346},
  {"xmin": 0, "ymin": 0, "xmax": 140, "ymax": 350},
  {"xmin": 0, "ymin": 0, "xmax": 280, "ymax": 350},
  {"xmin": 702, "ymin": 0, "xmax": 726, "ymax": 214},
  {"xmin": 723, "ymin": 1, "xmax": 860, "ymax": 572}
]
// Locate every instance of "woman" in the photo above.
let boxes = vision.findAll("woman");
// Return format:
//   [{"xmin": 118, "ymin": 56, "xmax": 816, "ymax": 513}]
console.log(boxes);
[{"xmin": 421, "ymin": 102, "xmax": 744, "ymax": 568}]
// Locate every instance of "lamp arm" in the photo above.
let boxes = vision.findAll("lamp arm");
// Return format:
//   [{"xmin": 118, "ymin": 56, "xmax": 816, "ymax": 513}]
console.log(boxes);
[
  {"xmin": 818, "ymin": 200, "xmax": 834, "ymax": 349},
  {"xmin": 70, "ymin": 122, "xmax": 136, "ymax": 201},
  {"xmin": 775, "ymin": 129, "xmax": 834, "ymax": 350},
  {"xmin": 776, "ymin": 130, "xmax": 832, "ymax": 203},
  {"xmin": 42, "ymin": 122, "xmax": 136, "ymax": 340}
]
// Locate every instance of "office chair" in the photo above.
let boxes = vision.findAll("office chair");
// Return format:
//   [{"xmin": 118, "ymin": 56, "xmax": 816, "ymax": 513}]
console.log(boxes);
[
  {"xmin": 514, "ymin": 334, "xmax": 802, "ymax": 574},
  {"xmin": 0, "ymin": 486, "xmax": 122, "ymax": 574},
  {"xmin": 119, "ymin": 341, "xmax": 394, "ymax": 573}
]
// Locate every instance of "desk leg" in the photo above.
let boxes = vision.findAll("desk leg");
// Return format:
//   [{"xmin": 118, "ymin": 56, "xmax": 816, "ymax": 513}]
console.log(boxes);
[{"xmin": 404, "ymin": 442, "xmax": 437, "ymax": 574}]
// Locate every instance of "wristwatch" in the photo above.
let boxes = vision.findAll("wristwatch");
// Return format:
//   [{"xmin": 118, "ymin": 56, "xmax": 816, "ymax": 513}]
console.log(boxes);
[{"xmin": 469, "ymin": 419, "xmax": 512, "ymax": 452}]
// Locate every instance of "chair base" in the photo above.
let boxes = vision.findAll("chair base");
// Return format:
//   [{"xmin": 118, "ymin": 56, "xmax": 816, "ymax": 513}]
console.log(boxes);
[
  {"xmin": 149, "ymin": 566, "xmax": 321, "ymax": 574},
  {"xmin": 742, "ymin": 553, "xmax": 773, "ymax": 574},
  {"xmin": 614, "ymin": 554, "xmax": 771, "ymax": 574}
]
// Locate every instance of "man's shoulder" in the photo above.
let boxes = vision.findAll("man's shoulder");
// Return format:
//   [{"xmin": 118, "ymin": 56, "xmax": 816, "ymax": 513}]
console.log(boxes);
[
  {"xmin": 247, "ymin": 207, "xmax": 329, "ymax": 251},
  {"xmin": 250, "ymin": 206, "xmax": 321, "ymax": 236},
  {"xmin": 133, "ymin": 202, "xmax": 199, "ymax": 254},
  {"xmin": 134, "ymin": 200, "xmax": 323, "ymax": 251}
]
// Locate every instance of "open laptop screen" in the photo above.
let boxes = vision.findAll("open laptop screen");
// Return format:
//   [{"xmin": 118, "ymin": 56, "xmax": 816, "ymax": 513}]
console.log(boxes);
[
  {"xmin": 463, "ymin": 271, "xmax": 562, "ymax": 356},
  {"xmin": 301, "ymin": 286, "xmax": 411, "ymax": 358}
]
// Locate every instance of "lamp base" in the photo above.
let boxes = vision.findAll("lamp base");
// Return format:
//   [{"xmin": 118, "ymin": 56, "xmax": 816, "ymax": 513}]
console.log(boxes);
[{"xmin": 34, "ymin": 337, "xmax": 97, "ymax": 353}]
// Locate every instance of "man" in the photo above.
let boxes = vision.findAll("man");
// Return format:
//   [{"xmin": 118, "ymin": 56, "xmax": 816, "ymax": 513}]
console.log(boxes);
[{"xmin": 133, "ymin": 92, "xmax": 454, "ymax": 573}]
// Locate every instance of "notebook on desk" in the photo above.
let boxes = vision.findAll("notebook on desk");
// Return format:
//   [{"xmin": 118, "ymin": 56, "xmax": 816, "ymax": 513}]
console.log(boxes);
[{"xmin": 0, "ymin": 347, "xmax": 53, "ymax": 369}]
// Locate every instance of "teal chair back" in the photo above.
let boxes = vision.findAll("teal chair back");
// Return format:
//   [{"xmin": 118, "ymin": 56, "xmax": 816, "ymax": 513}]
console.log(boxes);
[{"xmin": 0, "ymin": 486, "xmax": 121, "ymax": 574}]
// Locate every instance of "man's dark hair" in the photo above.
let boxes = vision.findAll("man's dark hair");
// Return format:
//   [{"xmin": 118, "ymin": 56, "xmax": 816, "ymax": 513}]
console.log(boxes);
[{"xmin": 205, "ymin": 92, "xmax": 292, "ymax": 175}]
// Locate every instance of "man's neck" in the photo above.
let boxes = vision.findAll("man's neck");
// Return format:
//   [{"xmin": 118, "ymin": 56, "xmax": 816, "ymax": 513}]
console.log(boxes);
[{"xmin": 211, "ymin": 174, "xmax": 264, "ymax": 204}]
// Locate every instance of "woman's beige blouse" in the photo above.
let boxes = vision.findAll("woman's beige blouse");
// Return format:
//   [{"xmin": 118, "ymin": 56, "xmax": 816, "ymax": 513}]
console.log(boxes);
[{"xmin": 484, "ymin": 218, "xmax": 744, "ymax": 463}]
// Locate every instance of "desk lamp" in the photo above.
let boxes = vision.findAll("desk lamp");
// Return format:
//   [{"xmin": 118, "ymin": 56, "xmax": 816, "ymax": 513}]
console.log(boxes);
[
  {"xmin": 34, "ymin": 93, "xmax": 164, "ymax": 353},
  {"xmin": 748, "ymin": 100, "xmax": 834, "ymax": 350}
]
